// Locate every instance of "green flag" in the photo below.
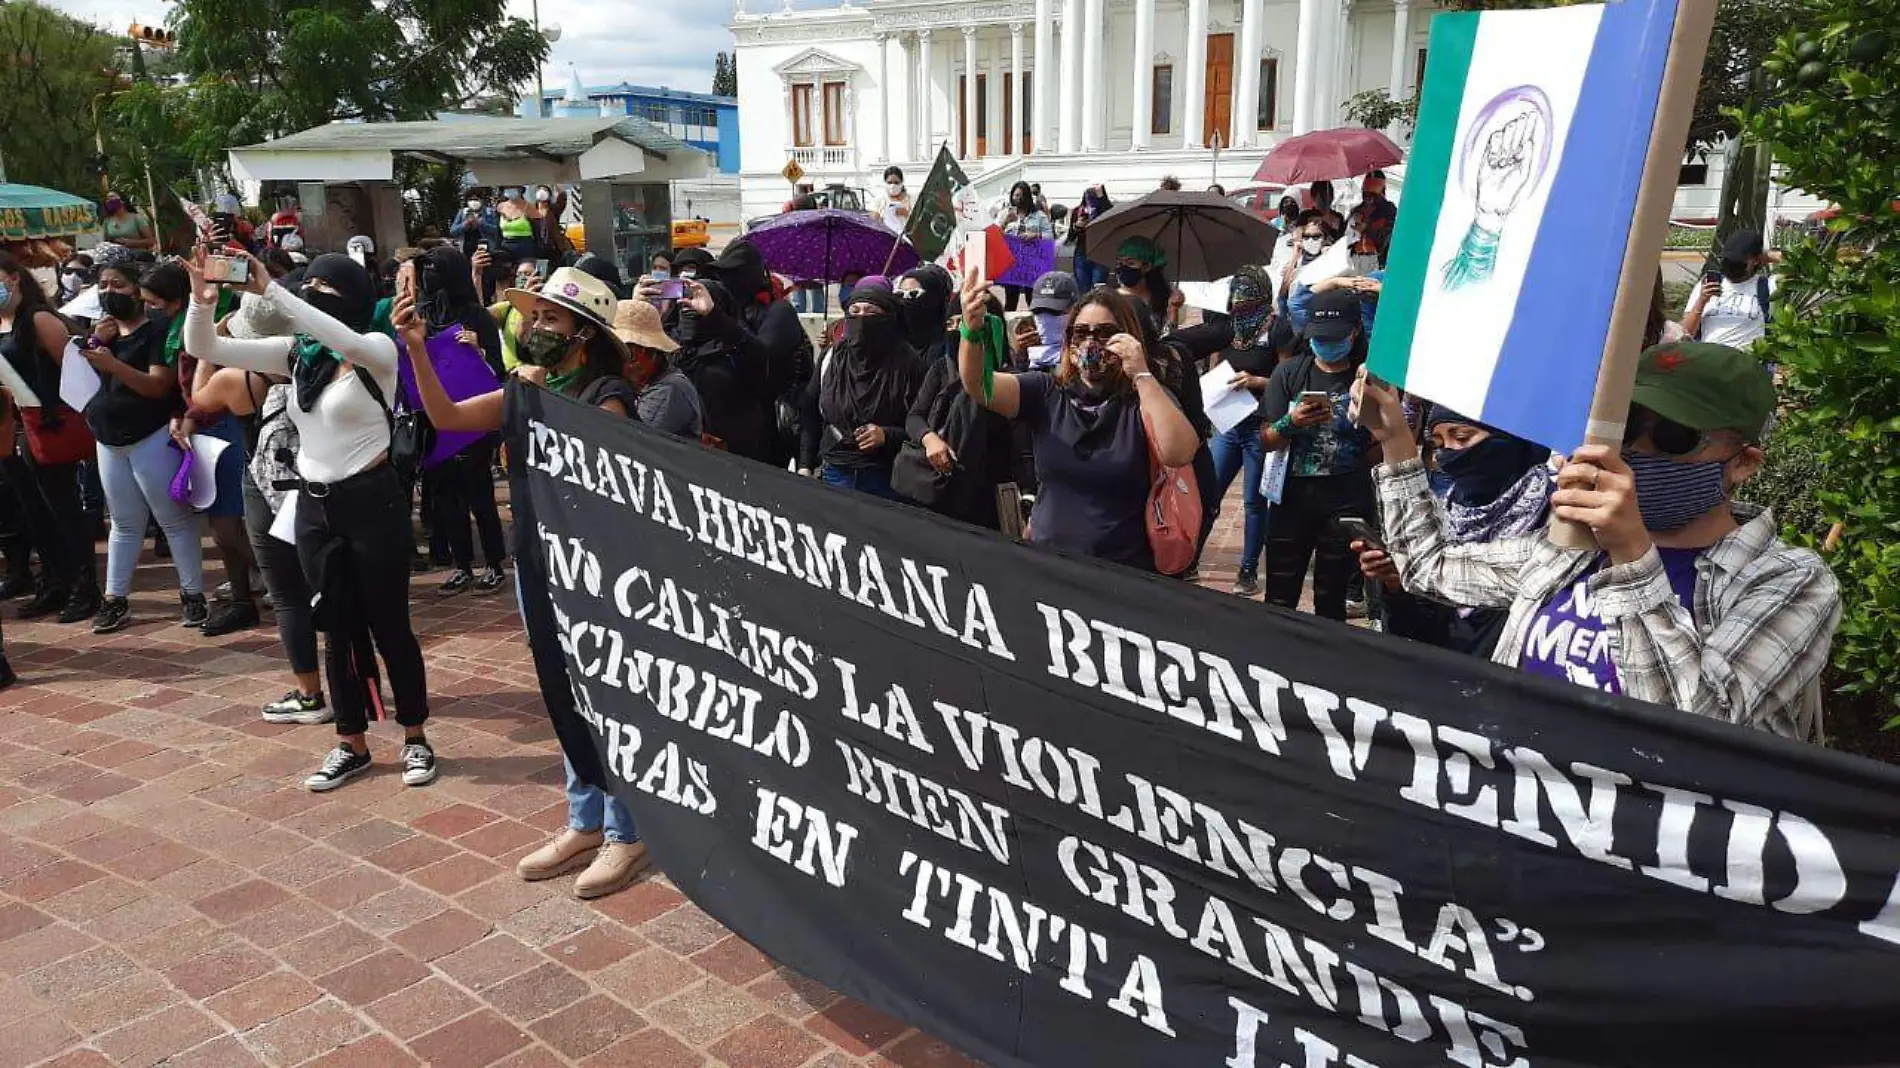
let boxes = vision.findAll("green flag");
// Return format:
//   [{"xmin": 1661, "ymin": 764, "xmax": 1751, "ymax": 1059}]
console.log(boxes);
[{"xmin": 903, "ymin": 145, "xmax": 971, "ymax": 264}]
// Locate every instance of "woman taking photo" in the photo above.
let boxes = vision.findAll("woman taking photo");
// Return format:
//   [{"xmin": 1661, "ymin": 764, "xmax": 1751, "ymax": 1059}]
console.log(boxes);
[
  {"xmin": 0, "ymin": 252, "xmax": 101, "ymax": 624},
  {"xmin": 798, "ymin": 290, "xmax": 924, "ymax": 500},
  {"xmin": 84, "ymin": 259, "xmax": 207, "ymax": 634},
  {"xmin": 399, "ymin": 267, "xmax": 663, "ymax": 900},
  {"xmin": 956, "ymin": 269, "xmax": 1197, "ymax": 572},
  {"xmin": 999, "ymin": 182, "xmax": 1054, "ymax": 311},
  {"xmin": 181, "ymin": 248, "xmax": 436, "ymax": 793}
]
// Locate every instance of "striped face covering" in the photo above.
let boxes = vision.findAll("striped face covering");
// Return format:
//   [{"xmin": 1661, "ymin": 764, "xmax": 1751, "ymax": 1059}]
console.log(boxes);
[{"xmin": 1623, "ymin": 451, "xmax": 1729, "ymax": 531}]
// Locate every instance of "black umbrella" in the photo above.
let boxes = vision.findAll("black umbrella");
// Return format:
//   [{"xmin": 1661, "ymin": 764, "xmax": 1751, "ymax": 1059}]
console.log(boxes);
[{"xmin": 1082, "ymin": 190, "xmax": 1280, "ymax": 281}]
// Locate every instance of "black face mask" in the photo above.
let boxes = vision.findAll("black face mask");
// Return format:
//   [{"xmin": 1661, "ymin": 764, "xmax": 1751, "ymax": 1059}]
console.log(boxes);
[
  {"xmin": 1114, "ymin": 264, "xmax": 1145, "ymax": 289},
  {"xmin": 846, "ymin": 313, "xmax": 900, "ymax": 351},
  {"xmin": 301, "ymin": 288, "xmax": 358, "ymax": 327},
  {"xmin": 899, "ymin": 299, "xmax": 938, "ymax": 337},
  {"xmin": 100, "ymin": 290, "xmax": 141, "ymax": 321},
  {"xmin": 1720, "ymin": 258, "xmax": 1754, "ymax": 283}
]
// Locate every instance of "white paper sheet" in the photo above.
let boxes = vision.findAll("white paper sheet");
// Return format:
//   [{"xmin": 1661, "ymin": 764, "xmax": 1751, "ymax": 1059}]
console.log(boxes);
[
  {"xmin": 1178, "ymin": 278, "xmax": 1233, "ymax": 314},
  {"xmin": 185, "ymin": 435, "xmax": 230, "ymax": 511},
  {"xmin": 59, "ymin": 286, "xmax": 103, "ymax": 322},
  {"xmin": 1295, "ymin": 240, "xmax": 1354, "ymax": 287},
  {"xmin": 0, "ymin": 354, "xmax": 40, "ymax": 407},
  {"xmin": 58, "ymin": 341, "xmax": 102, "ymax": 413},
  {"xmin": 270, "ymin": 490, "xmax": 299, "ymax": 545},
  {"xmin": 1199, "ymin": 364, "xmax": 1261, "ymax": 436}
]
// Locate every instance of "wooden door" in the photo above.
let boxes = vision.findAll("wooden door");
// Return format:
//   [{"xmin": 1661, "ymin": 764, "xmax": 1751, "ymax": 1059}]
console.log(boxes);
[
  {"xmin": 1203, "ymin": 33, "xmax": 1234, "ymax": 148},
  {"xmin": 976, "ymin": 74, "xmax": 989, "ymax": 156}
]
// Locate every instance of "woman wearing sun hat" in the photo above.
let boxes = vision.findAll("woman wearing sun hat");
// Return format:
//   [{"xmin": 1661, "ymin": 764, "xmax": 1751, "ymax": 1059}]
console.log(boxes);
[{"xmin": 610, "ymin": 299, "xmax": 704, "ymax": 439}]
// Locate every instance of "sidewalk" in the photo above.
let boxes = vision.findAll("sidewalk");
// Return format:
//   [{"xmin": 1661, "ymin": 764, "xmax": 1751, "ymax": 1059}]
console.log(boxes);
[{"xmin": 0, "ymin": 551, "xmax": 986, "ymax": 1068}]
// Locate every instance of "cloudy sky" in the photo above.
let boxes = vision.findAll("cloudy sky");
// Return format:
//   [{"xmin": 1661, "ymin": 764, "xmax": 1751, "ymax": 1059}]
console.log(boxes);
[{"xmin": 43, "ymin": 0, "xmax": 843, "ymax": 95}]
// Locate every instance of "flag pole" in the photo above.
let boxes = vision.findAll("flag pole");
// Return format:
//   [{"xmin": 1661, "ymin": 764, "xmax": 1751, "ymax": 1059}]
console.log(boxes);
[{"xmin": 1547, "ymin": 0, "xmax": 1718, "ymax": 550}]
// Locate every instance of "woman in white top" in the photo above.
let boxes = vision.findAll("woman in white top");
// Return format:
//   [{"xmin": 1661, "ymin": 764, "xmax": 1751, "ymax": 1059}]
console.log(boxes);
[{"xmin": 181, "ymin": 248, "xmax": 436, "ymax": 794}]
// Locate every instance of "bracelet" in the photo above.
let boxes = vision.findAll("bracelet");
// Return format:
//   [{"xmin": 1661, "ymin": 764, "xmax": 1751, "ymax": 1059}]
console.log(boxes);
[
  {"xmin": 1272, "ymin": 414, "xmax": 1296, "ymax": 434},
  {"xmin": 958, "ymin": 319, "xmax": 988, "ymax": 343},
  {"xmin": 1133, "ymin": 371, "xmax": 1156, "ymax": 384}
]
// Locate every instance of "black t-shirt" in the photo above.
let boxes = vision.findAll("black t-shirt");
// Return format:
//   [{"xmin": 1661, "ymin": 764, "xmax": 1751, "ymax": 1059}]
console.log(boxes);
[
  {"xmin": 1261, "ymin": 352, "xmax": 1373, "ymax": 479},
  {"xmin": 1017, "ymin": 371, "xmax": 1153, "ymax": 571},
  {"xmin": 1216, "ymin": 342, "xmax": 1277, "ymax": 380},
  {"xmin": 84, "ymin": 320, "xmax": 177, "ymax": 447}
]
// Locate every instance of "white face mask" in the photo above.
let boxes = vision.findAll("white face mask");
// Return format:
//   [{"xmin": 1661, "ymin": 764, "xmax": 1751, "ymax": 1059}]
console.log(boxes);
[
  {"xmin": 1302, "ymin": 237, "xmax": 1324, "ymax": 255},
  {"xmin": 535, "ymin": 189, "xmax": 551, "ymax": 203},
  {"xmin": 887, "ymin": 182, "xmax": 903, "ymax": 196},
  {"xmin": 466, "ymin": 199, "xmax": 481, "ymax": 211}
]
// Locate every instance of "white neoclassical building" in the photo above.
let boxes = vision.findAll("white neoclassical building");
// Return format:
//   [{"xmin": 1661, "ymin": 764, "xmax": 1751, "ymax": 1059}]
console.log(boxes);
[{"xmin": 730, "ymin": 0, "xmax": 1438, "ymax": 218}]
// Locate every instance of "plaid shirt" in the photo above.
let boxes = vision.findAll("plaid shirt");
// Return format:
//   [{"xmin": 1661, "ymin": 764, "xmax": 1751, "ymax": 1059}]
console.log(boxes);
[{"xmin": 1374, "ymin": 459, "xmax": 1840, "ymax": 742}]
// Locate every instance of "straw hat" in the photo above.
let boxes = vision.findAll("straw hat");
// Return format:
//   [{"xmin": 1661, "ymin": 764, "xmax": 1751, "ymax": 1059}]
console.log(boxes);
[
  {"xmin": 612, "ymin": 299, "xmax": 678, "ymax": 353},
  {"xmin": 504, "ymin": 267, "xmax": 626, "ymax": 357}
]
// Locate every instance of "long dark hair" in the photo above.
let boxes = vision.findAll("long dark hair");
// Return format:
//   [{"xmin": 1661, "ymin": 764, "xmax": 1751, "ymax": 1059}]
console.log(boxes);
[
  {"xmin": 0, "ymin": 251, "xmax": 65, "ymax": 377},
  {"xmin": 564, "ymin": 329, "xmax": 628, "ymax": 398},
  {"xmin": 1009, "ymin": 181, "xmax": 1036, "ymax": 213},
  {"xmin": 140, "ymin": 261, "xmax": 191, "ymax": 307}
]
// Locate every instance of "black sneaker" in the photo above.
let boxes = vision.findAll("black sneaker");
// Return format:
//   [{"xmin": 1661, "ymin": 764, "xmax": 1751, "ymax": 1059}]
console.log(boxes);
[
  {"xmin": 92, "ymin": 597, "xmax": 131, "ymax": 635},
  {"xmin": 438, "ymin": 569, "xmax": 474, "ymax": 596},
  {"xmin": 305, "ymin": 745, "xmax": 373, "ymax": 792},
  {"xmin": 0, "ymin": 572, "xmax": 36, "ymax": 600},
  {"xmin": 58, "ymin": 588, "xmax": 101, "ymax": 626},
  {"xmin": 0, "ymin": 653, "xmax": 15, "ymax": 690},
  {"xmin": 262, "ymin": 690, "xmax": 331, "ymax": 725},
  {"xmin": 1230, "ymin": 572, "xmax": 1261, "ymax": 597},
  {"xmin": 473, "ymin": 567, "xmax": 507, "ymax": 596},
  {"xmin": 400, "ymin": 741, "xmax": 438, "ymax": 787},
  {"xmin": 17, "ymin": 584, "xmax": 69, "ymax": 620},
  {"xmin": 201, "ymin": 599, "xmax": 260, "ymax": 637},
  {"xmin": 180, "ymin": 592, "xmax": 210, "ymax": 628}
]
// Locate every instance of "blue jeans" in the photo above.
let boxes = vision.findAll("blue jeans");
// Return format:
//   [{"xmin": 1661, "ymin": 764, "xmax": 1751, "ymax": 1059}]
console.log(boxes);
[
  {"xmin": 820, "ymin": 462, "xmax": 904, "ymax": 501},
  {"xmin": 97, "ymin": 427, "xmax": 205, "ymax": 599},
  {"xmin": 1209, "ymin": 414, "xmax": 1268, "ymax": 579},
  {"xmin": 566, "ymin": 757, "xmax": 637, "ymax": 844},
  {"xmin": 1072, "ymin": 256, "xmax": 1104, "ymax": 291}
]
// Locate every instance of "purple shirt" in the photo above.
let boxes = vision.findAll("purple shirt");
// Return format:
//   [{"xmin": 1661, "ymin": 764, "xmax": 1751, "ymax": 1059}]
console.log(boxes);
[{"xmin": 1519, "ymin": 548, "xmax": 1700, "ymax": 694}]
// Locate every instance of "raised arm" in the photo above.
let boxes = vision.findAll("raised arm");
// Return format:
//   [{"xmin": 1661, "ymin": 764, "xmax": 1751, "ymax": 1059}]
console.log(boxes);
[
  {"xmin": 268, "ymin": 280, "xmax": 398, "ymax": 379},
  {"xmin": 392, "ymin": 293, "xmax": 503, "ymax": 433},
  {"xmin": 182, "ymin": 249, "xmax": 296, "ymax": 375},
  {"xmin": 954, "ymin": 266, "xmax": 1020, "ymax": 418},
  {"xmin": 1118, "ymin": 336, "xmax": 1197, "ymax": 468}
]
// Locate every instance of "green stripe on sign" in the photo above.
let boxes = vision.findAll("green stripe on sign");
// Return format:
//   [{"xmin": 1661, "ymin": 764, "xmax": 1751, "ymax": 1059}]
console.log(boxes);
[{"xmin": 1367, "ymin": 12, "xmax": 1480, "ymax": 389}]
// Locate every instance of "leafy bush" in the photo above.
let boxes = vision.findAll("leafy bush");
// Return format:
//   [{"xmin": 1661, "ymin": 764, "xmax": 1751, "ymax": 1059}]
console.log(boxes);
[
  {"xmin": 1342, "ymin": 89, "xmax": 1418, "ymax": 133},
  {"xmin": 1744, "ymin": 10, "xmax": 1900, "ymax": 722}
]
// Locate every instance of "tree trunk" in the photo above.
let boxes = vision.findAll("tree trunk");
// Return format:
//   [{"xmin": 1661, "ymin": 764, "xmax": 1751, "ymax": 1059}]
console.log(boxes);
[{"xmin": 1708, "ymin": 70, "xmax": 1773, "ymax": 269}]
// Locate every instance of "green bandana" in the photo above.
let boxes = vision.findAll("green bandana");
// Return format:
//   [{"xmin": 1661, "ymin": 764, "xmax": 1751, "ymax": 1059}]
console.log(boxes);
[{"xmin": 546, "ymin": 367, "xmax": 584, "ymax": 395}]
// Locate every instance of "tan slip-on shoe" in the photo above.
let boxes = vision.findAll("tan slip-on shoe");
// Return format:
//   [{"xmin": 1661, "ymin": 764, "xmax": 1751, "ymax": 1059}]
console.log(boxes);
[
  {"xmin": 516, "ymin": 829, "xmax": 604, "ymax": 881},
  {"xmin": 574, "ymin": 841, "xmax": 652, "ymax": 900}
]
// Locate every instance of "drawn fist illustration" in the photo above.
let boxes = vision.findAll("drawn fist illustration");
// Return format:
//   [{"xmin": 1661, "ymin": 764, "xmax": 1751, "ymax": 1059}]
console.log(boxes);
[{"xmin": 1475, "ymin": 113, "xmax": 1539, "ymax": 220}]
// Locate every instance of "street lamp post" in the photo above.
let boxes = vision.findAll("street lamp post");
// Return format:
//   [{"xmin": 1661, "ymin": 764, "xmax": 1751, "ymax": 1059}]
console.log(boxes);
[{"xmin": 533, "ymin": 0, "xmax": 543, "ymax": 114}]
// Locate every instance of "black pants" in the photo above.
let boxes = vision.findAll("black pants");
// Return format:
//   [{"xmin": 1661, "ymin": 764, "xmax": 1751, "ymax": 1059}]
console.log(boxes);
[
  {"xmin": 1, "ymin": 454, "xmax": 96, "ymax": 594},
  {"xmin": 293, "ymin": 465, "xmax": 429, "ymax": 736},
  {"xmin": 1263, "ymin": 472, "xmax": 1375, "ymax": 621},
  {"xmin": 243, "ymin": 477, "xmax": 319, "ymax": 678},
  {"xmin": 1002, "ymin": 284, "xmax": 1030, "ymax": 311},
  {"xmin": 432, "ymin": 440, "xmax": 506, "ymax": 571}
]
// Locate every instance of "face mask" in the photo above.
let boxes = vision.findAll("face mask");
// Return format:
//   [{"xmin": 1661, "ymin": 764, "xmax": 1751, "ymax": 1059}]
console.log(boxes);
[
  {"xmin": 1078, "ymin": 339, "xmax": 1107, "ymax": 372},
  {"xmin": 62, "ymin": 271, "xmax": 85, "ymax": 289},
  {"xmin": 104, "ymin": 198, "xmax": 123, "ymax": 214},
  {"xmin": 0, "ymin": 281, "xmax": 13, "ymax": 309},
  {"xmin": 1310, "ymin": 336, "xmax": 1353, "ymax": 362},
  {"xmin": 1720, "ymin": 258, "xmax": 1753, "ymax": 283},
  {"xmin": 899, "ymin": 299, "xmax": 937, "ymax": 335},
  {"xmin": 535, "ymin": 189, "xmax": 551, "ymax": 203},
  {"xmin": 301, "ymin": 287, "xmax": 362, "ymax": 330},
  {"xmin": 1302, "ymin": 237, "xmax": 1324, "ymax": 256},
  {"xmin": 521, "ymin": 327, "xmax": 576, "ymax": 367},
  {"xmin": 100, "ymin": 290, "xmax": 141, "ymax": 321},
  {"xmin": 678, "ymin": 268, "xmax": 698, "ymax": 280},
  {"xmin": 887, "ymin": 182, "xmax": 903, "ymax": 196},
  {"xmin": 1437, "ymin": 439, "xmax": 1529, "ymax": 506},
  {"xmin": 1624, "ymin": 451, "xmax": 1730, "ymax": 532},
  {"xmin": 1113, "ymin": 264, "xmax": 1145, "ymax": 289},
  {"xmin": 1033, "ymin": 312, "xmax": 1064, "ymax": 348},
  {"xmin": 846, "ymin": 313, "xmax": 898, "ymax": 350},
  {"xmin": 466, "ymin": 199, "xmax": 482, "ymax": 211}
]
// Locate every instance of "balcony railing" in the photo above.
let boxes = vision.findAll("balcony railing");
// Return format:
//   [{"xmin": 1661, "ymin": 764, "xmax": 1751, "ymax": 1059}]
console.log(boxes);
[{"xmin": 788, "ymin": 146, "xmax": 857, "ymax": 170}]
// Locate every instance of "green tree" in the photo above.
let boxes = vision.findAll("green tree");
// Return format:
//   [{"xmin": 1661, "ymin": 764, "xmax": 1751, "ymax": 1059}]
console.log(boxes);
[
  {"xmin": 1742, "ymin": 8, "xmax": 1900, "ymax": 746},
  {"xmin": 713, "ymin": 51, "xmax": 737, "ymax": 98},
  {"xmin": 0, "ymin": 1, "xmax": 121, "ymax": 197}
]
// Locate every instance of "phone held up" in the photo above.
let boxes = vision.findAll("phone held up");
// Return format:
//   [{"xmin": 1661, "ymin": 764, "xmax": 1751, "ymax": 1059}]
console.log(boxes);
[
  {"xmin": 1332, "ymin": 515, "xmax": 1382, "ymax": 552},
  {"xmin": 204, "ymin": 255, "xmax": 250, "ymax": 286}
]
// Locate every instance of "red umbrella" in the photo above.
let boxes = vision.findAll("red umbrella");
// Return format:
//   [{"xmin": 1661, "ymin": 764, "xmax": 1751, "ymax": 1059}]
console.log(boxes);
[{"xmin": 1253, "ymin": 128, "xmax": 1404, "ymax": 185}]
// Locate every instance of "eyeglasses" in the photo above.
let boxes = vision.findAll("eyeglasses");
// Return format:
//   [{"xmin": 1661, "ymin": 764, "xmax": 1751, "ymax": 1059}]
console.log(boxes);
[
  {"xmin": 1067, "ymin": 323, "xmax": 1121, "ymax": 344},
  {"xmin": 1627, "ymin": 405, "xmax": 1712, "ymax": 457}
]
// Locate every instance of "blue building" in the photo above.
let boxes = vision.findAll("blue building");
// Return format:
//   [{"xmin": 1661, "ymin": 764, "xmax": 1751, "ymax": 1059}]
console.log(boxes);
[{"xmin": 523, "ymin": 75, "xmax": 739, "ymax": 174}]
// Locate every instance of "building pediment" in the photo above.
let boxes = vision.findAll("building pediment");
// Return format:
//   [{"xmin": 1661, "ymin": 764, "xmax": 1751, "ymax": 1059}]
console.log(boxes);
[{"xmin": 772, "ymin": 48, "xmax": 862, "ymax": 78}]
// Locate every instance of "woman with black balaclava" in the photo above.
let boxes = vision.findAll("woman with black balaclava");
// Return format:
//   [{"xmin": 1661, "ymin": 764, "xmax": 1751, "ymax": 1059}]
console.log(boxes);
[
  {"xmin": 182, "ymin": 248, "xmax": 437, "ymax": 795},
  {"xmin": 900, "ymin": 267, "xmax": 1022, "ymax": 527},
  {"xmin": 703, "ymin": 240, "xmax": 810, "ymax": 464},
  {"xmin": 1356, "ymin": 407, "xmax": 1553, "ymax": 658},
  {"xmin": 798, "ymin": 289, "xmax": 924, "ymax": 499},
  {"xmin": 1000, "ymin": 182, "xmax": 1054, "ymax": 312},
  {"xmin": 664, "ymin": 277, "xmax": 768, "ymax": 457},
  {"xmin": 412, "ymin": 247, "xmax": 508, "ymax": 597}
]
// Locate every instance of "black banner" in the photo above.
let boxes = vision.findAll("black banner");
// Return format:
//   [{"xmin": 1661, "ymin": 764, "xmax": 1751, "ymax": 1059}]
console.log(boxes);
[{"xmin": 507, "ymin": 383, "xmax": 1900, "ymax": 1068}]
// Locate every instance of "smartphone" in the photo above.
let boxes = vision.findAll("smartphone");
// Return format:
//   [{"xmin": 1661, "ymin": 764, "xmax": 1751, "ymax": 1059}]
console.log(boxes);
[
  {"xmin": 533, "ymin": 259, "xmax": 550, "ymax": 278},
  {"xmin": 963, "ymin": 229, "xmax": 989, "ymax": 281},
  {"xmin": 655, "ymin": 279, "xmax": 685, "ymax": 301},
  {"xmin": 1297, "ymin": 390, "xmax": 1333, "ymax": 408},
  {"xmin": 204, "ymin": 255, "xmax": 250, "ymax": 285},
  {"xmin": 1334, "ymin": 515, "xmax": 1382, "ymax": 551}
]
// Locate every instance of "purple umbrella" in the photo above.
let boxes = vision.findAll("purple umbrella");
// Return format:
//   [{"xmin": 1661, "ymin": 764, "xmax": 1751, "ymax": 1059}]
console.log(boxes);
[{"xmin": 742, "ymin": 208, "xmax": 919, "ymax": 285}]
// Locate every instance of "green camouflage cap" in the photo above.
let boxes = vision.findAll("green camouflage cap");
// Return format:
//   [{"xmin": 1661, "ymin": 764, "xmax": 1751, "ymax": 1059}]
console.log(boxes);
[{"xmin": 1629, "ymin": 341, "xmax": 1777, "ymax": 443}]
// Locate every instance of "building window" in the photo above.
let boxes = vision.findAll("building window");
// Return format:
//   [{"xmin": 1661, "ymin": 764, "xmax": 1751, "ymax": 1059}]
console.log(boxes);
[
  {"xmin": 1151, "ymin": 65, "xmax": 1174, "ymax": 135},
  {"xmin": 1679, "ymin": 162, "xmax": 1710, "ymax": 186},
  {"xmin": 1258, "ymin": 58, "xmax": 1279, "ymax": 131},
  {"xmin": 791, "ymin": 83, "xmax": 814, "ymax": 147},
  {"xmin": 822, "ymin": 81, "xmax": 846, "ymax": 146}
]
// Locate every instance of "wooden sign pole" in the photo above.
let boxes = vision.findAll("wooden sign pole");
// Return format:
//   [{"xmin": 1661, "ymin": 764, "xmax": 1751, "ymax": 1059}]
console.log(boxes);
[{"xmin": 1548, "ymin": 0, "xmax": 1719, "ymax": 550}]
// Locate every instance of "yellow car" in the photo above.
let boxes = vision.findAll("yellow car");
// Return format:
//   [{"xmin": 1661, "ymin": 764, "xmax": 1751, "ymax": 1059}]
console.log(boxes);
[
  {"xmin": 672, "ymin": 219, "xmax": 709, "ymax": 249},
  {"xmin": 564, "ymin": 221, "xmax": 585, "ymax": 253}
]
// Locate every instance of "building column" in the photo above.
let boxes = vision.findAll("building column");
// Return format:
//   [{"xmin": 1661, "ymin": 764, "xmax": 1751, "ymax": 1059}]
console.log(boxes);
[
  {"xmin": 1032, "ymin": 3, "xmax": 1052, "ymax": 153},
  {"xmin": 1292, "ymin": 0, "xmax": 1320, "ymax": 133},
  {"xmin": 1181, "ymin": 0, "xmax": 1208, "ymax": 148},
  {"xmin": 1232, "ymin": 0, "xmax": 1264, "ymax": 147},
  {"xmin": 1324, "ymin": 0, "xmax": 1352, "ymax": 128},
  {"xmin": 1059, "ymin": 0, "xmax": 1082, "ymax": 153},
  {"xmin": 873, "ymin": 33, "xmax": 891, "ymax": 163},
  {"xmin": 1388, "ymin": 0, "xmax": 1412, "ymax": 98},
  {"xmin": 1130, "ymin": 0, "xmax": 1155, "ymax": 150},
  {"xmin": 917, "ymin": 30, "xmax": 935, "ymax": 158},
  {"xmin": 1010, "ymin": 23, "xmax": 1026, "ymax": 156},
  {"xmin": 1080, "ymin": 0, "xmax": 1105, "ymax": 150},
  {"xmin": 885, "ymin": 33, "xmax": 909, "ymax": 164},
  {"xmin": 961, "ymin": 26, "xmax": 979, "ymax": 158}
]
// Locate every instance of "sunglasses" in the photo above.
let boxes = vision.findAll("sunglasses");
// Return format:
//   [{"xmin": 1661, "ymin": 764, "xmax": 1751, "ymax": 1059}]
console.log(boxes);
[
  {"xmin": 896, "ymin": 288, "xmax": 926, "ymax": 302},
  {"xmin": 1626, "ymin": 406, "xmax": 1712, "ymax": 457},
  {"xmin": 1067, "ymin": 323, "xmax": 1121, "ymax": 344}
]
